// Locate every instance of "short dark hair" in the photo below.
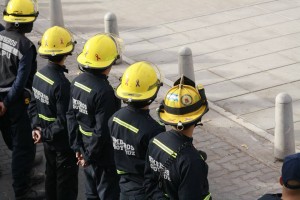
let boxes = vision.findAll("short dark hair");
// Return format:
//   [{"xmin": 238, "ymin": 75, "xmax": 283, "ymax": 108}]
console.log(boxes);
[
  {"xmin": 41, "ymin": 55, "xmax": 66, "ymax": 63},
  {"xmin": 5, "ymin": 22, "xmax": 33, "ymax": 33}
]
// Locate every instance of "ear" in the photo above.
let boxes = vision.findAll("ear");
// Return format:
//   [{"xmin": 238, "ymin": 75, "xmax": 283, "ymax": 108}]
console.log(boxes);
[{"xmin": 279, "ymin": 176, "xmax": 283, "ymax": 186}]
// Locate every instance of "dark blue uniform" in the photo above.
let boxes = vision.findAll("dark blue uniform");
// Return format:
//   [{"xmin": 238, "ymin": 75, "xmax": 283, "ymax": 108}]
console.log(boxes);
[
  {"xmin": 144, "ymin": 130, "xmax": 211, "ymax": 200},
  {"xmin": 0, "ymin": 29, "xmax": 37, "ymax": 197},
  {"xmin": 28, "ymin": 63, "xmax": 78, "ymax": 199},
  {"xmin": 108, "ymin": 105, "xmax": 165, "ymax": 199},
  {"xmin": 67, "ymin": 72, "xmax": 121, "ymax": 200}
]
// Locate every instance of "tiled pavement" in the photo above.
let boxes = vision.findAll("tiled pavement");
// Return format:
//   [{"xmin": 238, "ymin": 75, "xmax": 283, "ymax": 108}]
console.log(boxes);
[{"xmin": 1, "ymin": 0, "xmax": 299, "ymax": 199}]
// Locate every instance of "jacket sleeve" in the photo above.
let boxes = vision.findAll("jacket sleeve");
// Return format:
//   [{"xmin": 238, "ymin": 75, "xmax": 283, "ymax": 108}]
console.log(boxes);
[
  {"xmin": 41, "ymin": 82, "xmax": 70, "ymax": 142},
  {"xmin": 3, "ymin": 46, "xmax": 35, "ymax": 108},
  {"xmin": 177, "ymin": 153, "xmax": 211, "ymax": 200},
  {"xmin": 28, "ymin": 89, "xmax": 41, "ymax": 129},
  {"xmin": 144, "ymin": 149, "xmax": 167, "ymax": 200},
  {"xmin": 85, "ymin": 90, "xmax": 116, "ymax": 164},
  {"xmin": 66, "ymin": 85, "xmax": 82, "ymax": 152}
]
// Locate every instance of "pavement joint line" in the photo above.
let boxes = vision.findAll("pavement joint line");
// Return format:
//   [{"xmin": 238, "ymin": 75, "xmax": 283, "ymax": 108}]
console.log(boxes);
[
  {"xmin": 119, "ymin": 0, "xmax": 278, "ymax": 33},
  {"xmin": 124, "ymin": 26, "xmax": 300, "ymax": 58}
]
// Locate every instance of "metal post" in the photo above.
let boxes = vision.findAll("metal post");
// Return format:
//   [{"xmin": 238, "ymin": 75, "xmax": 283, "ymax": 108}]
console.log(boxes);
[
  {"xmin": 104, "ymin": 12, "xmax": 122, "ymax": 64},
  {"xmin": 5, "ymin": 0, "xmax": 9, "ymax": 6},
  {"xmin": 274, "ymin": 92, "xmax": 295, "ymax": 160},
  {"xmin": 178, "ymin": 47, "xmax": 195, "ymax": 82},
  {"xmin": 50, "ymin": 0, "xmax": 64, "ymax": 27}
]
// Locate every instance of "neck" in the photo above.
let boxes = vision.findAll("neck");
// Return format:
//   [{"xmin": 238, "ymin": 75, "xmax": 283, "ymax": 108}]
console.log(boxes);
[
  {"xmin": 173, "ymin": 125, "xmax": 194, "ymax": 137},
  {"xmin": 282, "ymin": 188, "xmax": 300, "ymax": 200}
]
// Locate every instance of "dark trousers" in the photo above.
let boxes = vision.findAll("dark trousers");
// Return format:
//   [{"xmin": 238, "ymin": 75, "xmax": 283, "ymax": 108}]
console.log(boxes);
[
  {"xmin": 83, "ymin": 164, "xmax": 120, "ymax": 200},
  {"xmin": 44, "ymin": 144, "xmax": 79, "ymax": 200},
  {"xmin": 119, "ymin": 176, "xmax": 146, "ymax": 200},
  {"xmin": 0, "ymin": 96, "xmax": 35, "ymax": 197}
]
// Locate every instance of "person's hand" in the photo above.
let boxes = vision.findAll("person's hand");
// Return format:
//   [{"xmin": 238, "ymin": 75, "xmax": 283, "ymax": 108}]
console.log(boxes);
[
  {"xmin": 32, "ymin": 128, "xmax": 42, "ymax": 144},
  {"xmin": 76, "ymin": 152, "xmax": 88, "ymax": 167},
  {"xmin": 0, "ymin": 102, "xmax": 7, "ymax": 117}
]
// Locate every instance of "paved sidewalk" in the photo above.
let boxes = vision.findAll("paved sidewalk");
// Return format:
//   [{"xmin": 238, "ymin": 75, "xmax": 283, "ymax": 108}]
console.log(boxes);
[{"xmin": 1, "ymin": 0, "xmax": 298, "ymax": 199}]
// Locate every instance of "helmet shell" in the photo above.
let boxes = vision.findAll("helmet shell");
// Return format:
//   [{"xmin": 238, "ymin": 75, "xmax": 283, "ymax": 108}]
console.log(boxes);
[
  {"xmin": 77, "ymin": 34, "xmax": 119, "ymax": 69},
  {"xmin": 116, "ymin": 61, "xmax": 161, "ymax": 101},
  {"xmin": 3, "ymin": 0, "xmax": 38, "ymax": 23},
  {"xmin": 38, "ymin": 26, "xmax": 75, "ymax": 56}
]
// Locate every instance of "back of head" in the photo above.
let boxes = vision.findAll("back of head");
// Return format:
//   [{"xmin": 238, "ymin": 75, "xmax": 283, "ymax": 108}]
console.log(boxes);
[
  {"xmin": 3, "ymin": 0, "xmax": 38, "ymax": 33},
  {"xmin": 115, "ymin": 61, "xmax": 162, "ymax": 107},
  {"xmin": 157, "ymin": 76, "xmax": 209, "ymax": 130},
  {"xmin": 77, "ymin": 33, "xmax": 122, "ymax": 72},
  {"xmin": 281, "ymin": 153, "xmax": 300, "ymax": 198},
  {"xmin": 38, "ymin": 26, "xmax": 76, "ymax": 62}
]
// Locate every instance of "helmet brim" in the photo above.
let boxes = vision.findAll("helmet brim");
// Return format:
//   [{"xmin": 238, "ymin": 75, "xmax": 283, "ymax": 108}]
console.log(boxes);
[
  {"xmin": 77, "ymin": 52, "xmax": 116, "ymax": 69},
  {"xmin": 38, "ymin": 45, "xmax": 74, "ymax": 56},
  {"xmin": 158, "ymin": 104, "xmax": 208, "ymax": 126},
  {"xmin": 3, "ymin": 16, "xmax": 35, "ymax": 23},
  {"xmin": 116, "ymin": 84, "xmax": 159, "ymax": 102}
]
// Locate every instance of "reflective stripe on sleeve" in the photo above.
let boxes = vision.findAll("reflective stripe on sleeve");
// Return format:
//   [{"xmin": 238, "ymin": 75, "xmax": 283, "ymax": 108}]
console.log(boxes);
[
  {"xmin": 203, "ymin": 193, "xmax": 211, "ymax": 200},
  {"xmin": 38, "ymin": 114, "xmax": 56, "ymax": 122},
  {"xmin": 79, "ymin": 125, "xmax": 92, "ymax": 136},
  {"xmin": 116, "ymin": 169, "xmax": 127, "ymax": 175}
]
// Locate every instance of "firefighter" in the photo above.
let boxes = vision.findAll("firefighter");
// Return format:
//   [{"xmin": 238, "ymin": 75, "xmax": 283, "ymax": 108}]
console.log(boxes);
[
  {"xmin": 67, "ymin": 33, "xmax": 122, "ymax": 200},
  {"xmin": 108, "ymin": 61, "xmax": 166, "ymax": 199},
  {"xmin": 28, "ymin": 26, "xmax": 78, "ymax": 200},
  {"xmin": 144, "ymin": 76, "xmax": 212, "ymax": 200},
  {"xmin": 0, "ymin": 0, "xmax": 45, "ymax": 198}
]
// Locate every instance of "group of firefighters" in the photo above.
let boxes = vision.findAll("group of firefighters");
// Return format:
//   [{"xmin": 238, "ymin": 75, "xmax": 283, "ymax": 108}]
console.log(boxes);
[{"xmin": 0, "ymin": 0, "xmax": 212, "ymax": 199}]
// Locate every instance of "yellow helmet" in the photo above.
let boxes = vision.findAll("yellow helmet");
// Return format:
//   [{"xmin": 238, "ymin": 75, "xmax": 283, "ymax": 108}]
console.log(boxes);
[
  {"xmin": 116, "ymin": 61, "xmax": 162, "ymax": 102},
  {"xmin": 38, "ymin": 26, "xmax": 75, "ymax": 56},
  {"xmin": 3, "ymin": 0, "xmax": 39, "ymax": 23},
  {"xmin": 158, "ymin": 81, "xmax": 208, "ymax": 129},
  {"xmin": 77, "ymin": 33, "xmax": 122, "ymax": 69}
]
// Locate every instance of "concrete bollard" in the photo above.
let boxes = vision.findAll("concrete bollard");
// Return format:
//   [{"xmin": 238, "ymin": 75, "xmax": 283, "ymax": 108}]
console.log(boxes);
[
  {"xmin": 274, "ymin": 92, "xmax": 295, "ymax": 161},
  {"xmin": 104, "ymin": 12, "xmax": 122, "ymax": 64},
  {"xmin": 178, "ymin": 47, "xmax": 195, "ymax": 82},
  {"xmin": 50, "ymin": 0, "xmax": 65, "ymax": 27},
  {"xmin": 5, "ymin": 0, "xmax": 9, "ymax": 6}
]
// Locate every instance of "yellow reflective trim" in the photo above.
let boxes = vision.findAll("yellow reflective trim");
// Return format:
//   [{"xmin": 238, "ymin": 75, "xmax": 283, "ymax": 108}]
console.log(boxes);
[
  {"xmin": 36, "ymin": 72, "xmax": 54, "ymax": 85},
  {"xmin": 117, "ymin": 169, "xmax": 127, "ymax": 175},
  {"xmin": 203, "ymin": 193, "xmax": 211, "ymax": 200},
  {"xmin": 38, "ymin": 114, "xmax": 56, "ymax": 122},
  {"xmin": 153, "ymin": 138, "xmax": 177, "ymax": 158},
  {"xmin": 79, "ymin": 125, "xmax": 92, "ymax": 136},
  {"xmin": 113, "ymin": 117, "xmax": 139, "ymax": 134},
  {"xmin": 74, "ymin": 82, "xmax": 91, "ymax": 93}
]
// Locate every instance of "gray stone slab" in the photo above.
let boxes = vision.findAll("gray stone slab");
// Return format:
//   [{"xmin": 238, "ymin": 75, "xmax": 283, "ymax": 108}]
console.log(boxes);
[
  {"xmin": 193, "ymin": 52, "xmax": 235, "ymax": 70},
  {"xmin": 231, "ymin": 71, "xmax": 287, "ymax": 92},
  {"xmin": 120, "ymin": 32, "xmax": 144, "ymax": 45},
  {"xmin": 201, "ymin": 34, "xmax": 249, "ymax": 51},
  {"xmin": 254, "ymin": 81, "xmax": 300, "ymax": 103},
  {"xmin": 276, "ymin": 7, "xmax": 300, "ymax": 20},
  {"xmin": 205, "ymin": 81, "xmax": 249, "ymax": 102},
  {"xmin": 244, "ymin": 53, "xmax": 296, "ymax": 70},
  {"xmin": 124, "ymin": 40, "xmax": 160, "ymax": 57},
  {"xmin": 256, "ymin": 0, "xmax": 300, "ymax": 12},
  {"xmin": 148, "ymin": 33, "xmax": 196, "ymax": 49},
  {"xmin": 268, "ymin": 63, "xmax": 300, "ymax": 82},
  {"xmin": 168, "ymin": 42, "xmax": 217, "ymax": 57},
  {"xmin": 245, "ymin": 13, "xmax": 290, "ymax": 27},
  {"xmin": 209, "ymin": 61, "xmax": 261, "ymax": 79},
  {"xmin": 233, "ymin": 27, "xmax": 281, "ymax": 44},
  {"xmin": 265, "ymin": 19, "xmax": 300, "ymax": 35},
  {"xmin": 125, "ymin": 25, "xmax": 175, "ymax": 41},
  {"xmin": 294, "ymin": 121, "xmax": 300, "ymax": 147},
  {"xmin": 258, "ymin": 34, "xmax": 300, "ymax": 52},
  {"xmin": 215, "ymin": 93, "xmax": 274, "ymax": 115},
  {"xmin": 241, "ymin": 107, "xmax": 275, "ymax": 130},
  {"xmin": 132, "ymin": 49, "xmax": 177, "ymax": 64},
  {"xmin": 223, "ymin": 5, "xmax": 267, "ymax": 19},
  {"xmin": 194, "ymin": 70, "xmax": 226, "ymax": 86},
  {"xmin": 278, "ymin": 47, "xmax": 300, "ymax": 62}
]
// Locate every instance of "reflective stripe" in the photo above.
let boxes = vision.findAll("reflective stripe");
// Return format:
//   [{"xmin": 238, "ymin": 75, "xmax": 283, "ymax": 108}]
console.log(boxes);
[
  {"xmin": 36, "ymin": 72, "xmax": 54, "ymax": 85},
  {"xmin": 74, "ymin": 82, "xmax": 91, "ymax": 93},
  {"xmin": 153, "ymin": 138, "xmax": 177, "ymax": 158},
  {"xmin": 0, "ymin": 87, "xmax": 11, "ymax": 92},
  {"xmin": 38, "ymin": 114, "xmax": 56, "ymax": 122},
  {"xmin": 79, "ymin": 125, "xmax": 92, "ymax": 136},
  {"xmin": 116, "ymin": 169, "xmax": 127, "ymax": 175},
  {"xmin": 204, "ymin": 193, "xmax": 211, "ymax": 200},
  {"xmin": 0, "ymin": 41, "xmax": 23, "ymax": 59},
  {"xmin": 113, "ymin": 117, "xmax": 139, "ymax": 134}
]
